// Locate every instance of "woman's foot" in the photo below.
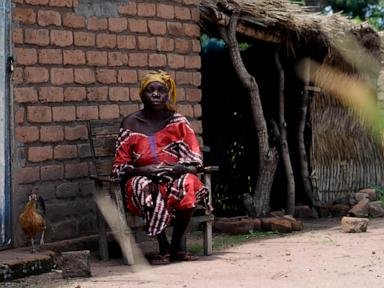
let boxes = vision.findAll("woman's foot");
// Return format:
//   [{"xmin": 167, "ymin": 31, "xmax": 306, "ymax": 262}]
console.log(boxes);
[
  {"xmin": 170, "ymin": 251, "xmax": 199, "ymax": 262},
  {"xmin": 151, "ymin": 253, "xmax": 171, "ymax": 265}
]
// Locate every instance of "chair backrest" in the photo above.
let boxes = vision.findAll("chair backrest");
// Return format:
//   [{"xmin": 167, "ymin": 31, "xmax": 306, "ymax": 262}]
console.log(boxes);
[{"xmin": 88, "ymin": 119, "xmax": 121, "ymax": 176}]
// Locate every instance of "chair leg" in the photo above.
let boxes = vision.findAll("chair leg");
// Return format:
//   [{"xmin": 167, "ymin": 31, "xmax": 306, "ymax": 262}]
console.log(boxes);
[
  {"xmin": 203, "ymin": 220, "xmax": 213, "ymax": 256},
  {"xmin": 97, "ymin": 207, "xmax": 109, "ymax": 261}
]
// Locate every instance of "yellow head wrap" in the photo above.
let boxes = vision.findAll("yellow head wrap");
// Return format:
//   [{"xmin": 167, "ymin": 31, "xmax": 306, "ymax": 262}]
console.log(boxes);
[{"xmin": 139, "ymin": 70, "xmax": 177, "ymax": 111}]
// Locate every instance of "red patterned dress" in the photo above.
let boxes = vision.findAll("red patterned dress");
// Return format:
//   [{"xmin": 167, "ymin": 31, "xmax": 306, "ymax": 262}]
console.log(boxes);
[{"xmin": 112, "ymin": 113, "xmax": 208, "ymax": 236}]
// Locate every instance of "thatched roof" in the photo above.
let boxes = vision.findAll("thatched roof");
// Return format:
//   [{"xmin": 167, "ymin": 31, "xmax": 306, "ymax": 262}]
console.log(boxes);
[{"xmin": 200, "ymin": 0, "xmax": 380, "ymax": 59}]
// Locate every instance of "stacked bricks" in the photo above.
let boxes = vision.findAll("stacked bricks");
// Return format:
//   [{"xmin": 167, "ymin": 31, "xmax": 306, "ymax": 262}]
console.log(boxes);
[{"xmin": 11, "ymin": 0, "xmax": 202, "ymax": 246}]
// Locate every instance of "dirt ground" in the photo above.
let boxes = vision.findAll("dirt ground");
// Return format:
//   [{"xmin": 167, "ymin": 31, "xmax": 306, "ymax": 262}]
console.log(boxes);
[{"xmin": 4, "ymin": 217, "xmax": 384, "ymax": 288}]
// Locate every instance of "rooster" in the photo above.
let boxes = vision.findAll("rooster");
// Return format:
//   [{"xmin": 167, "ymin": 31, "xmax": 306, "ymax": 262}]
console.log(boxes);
[{"xmin": 19, "ymin": 192, "xmax": 46, "ymax": 253}]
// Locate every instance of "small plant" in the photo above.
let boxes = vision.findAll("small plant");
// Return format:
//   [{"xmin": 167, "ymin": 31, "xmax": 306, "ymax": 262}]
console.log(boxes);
[{"xmin": 370, "ymin": 184, "xmax": 384, "ymax": 203}]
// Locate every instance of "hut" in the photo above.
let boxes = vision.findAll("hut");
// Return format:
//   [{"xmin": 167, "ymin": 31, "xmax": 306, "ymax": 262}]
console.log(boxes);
[{"xmin": 199, "ymin": 0, "xmax": 383, "ymax": 215}]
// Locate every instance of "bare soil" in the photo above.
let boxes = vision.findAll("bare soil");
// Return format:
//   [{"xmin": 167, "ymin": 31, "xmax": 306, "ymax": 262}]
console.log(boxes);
[{"xmin": 4, "ymin": 218, "xmax": 384, "ymax": 288}]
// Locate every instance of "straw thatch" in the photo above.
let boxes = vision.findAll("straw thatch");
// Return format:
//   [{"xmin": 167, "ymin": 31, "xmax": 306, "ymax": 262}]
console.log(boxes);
[
  {"xmin": 200, "ymin": 0, "xmax": 380, "ymax": 61},
  {"xmin": 200, "ymin": 0, "xmax": 384, "ymax": 205}
]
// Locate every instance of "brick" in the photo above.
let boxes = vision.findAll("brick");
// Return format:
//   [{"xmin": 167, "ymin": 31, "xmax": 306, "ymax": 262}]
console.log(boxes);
[
  {"xmin": 148, "ymin": 20, "xmax": 166, "ymax": 35},
  {"xmin": 37, "ymin": 9, "xmax": 61, "ymax": 26},
  {"xmin": 137, "ymin": 3, "xmax": 156, "ymax": 16},
  {"xmin": 54, "ymin": 145, "xmax": 77, "ymax": 159},
  {"xmin": 128, "ymin": 53, "xmax": 147, "ymax": 67},
  {"xmin": 175, "ymin": 39, "xmax": 191, "ymax": 54},
  {"xmin": 118, "ymin": 2, "xmax": 136, "ymax": 15},
  {"xmin": 128, "ymin": 19, "xmax": 147, "ymax": 33},
  {"xmin": 190, "ymin": 6, "xmax": 199, "ymax": 21},
  {"xmin": 184, "ymin": 23, "xmax": 200, "ymax": 37},
  {"xmin": 185, "ymin": 55, "xmax": 201, "ymax": 69},
  {"xmin": 74, "ymin": 68, "xmax": 95, "ymax": 84},
  {"xmin": 99, "ymin": 104, "xmax": 119, "ymax": 119},
  {"xmin": 41, "ymin": 164, "xmax": 63, "ymax": 181},
  {"xmin": 63, "ymin": 13, "xmax": 85, "ymax": 28},
  {"xmin": 39, "ymin": 49, "xmax": 62, "ymax": 64},
  {"xmin": 76, "ymin": 106, "xmax": 98, "ymax": 120},
  {"xmin": 96, "ymin": 69, "xmax": 116, "ymax": 84},
  {"xmin": 13, "ymin": 69, "xmax": 24, "ymax": 86},
  {"xmin": 28, "ymin": 146, "xmax": 53, "ymax": 162},
  {"xmin": 25, "ymin": 0, "xmax": 49, "ymax": 4},
  {"xmin": 157, "ymin": 4, "xmax": 174, "ymax": 19},
  {"xmin": 109, "ymin": 87, "xmax": 129, "ymax": 101},
  {"xmin": 77, "ymin": 144, "xmax": 91, "ymax": 159},
  {"xmin": 130, "ymin": 87, "xmax": 141, "ymax": 101},
  {"xmin": 168, "ymin": 54, "xmax": 185, "ymax": 69},
  {"xmin": 49, "ymin": 0, "xmax": 72, "ymax": 7},
  {"xmin": 175, "ymin": 6, "xmax": 191, "ymax": 20},
  {"xmin": 40, "ymin": 125, "xmax": 64, "ymax": 142},
  {"xmin": 117, "ymin": 35, "xmax": 136, "ymax": 49},
  {"xmin": 14, "ymin": 87, "xmax": 38, "ymax": 103},
  {"xmin": 167, "ymin": 22, "xmax": 183, "ymax": 36},
  {"xmin": 193, "ymin": 105, "xmax": 202, "ymax": 119},
  {"xmin": 87, "ymin": 17, "xmax": 107, "ymax": 31},
  {"xmin": 193, "ymin": 72, "xmax": 201, "ymax": 86},
  {"xmin": 24, "ymin": 67, "xmax": 49, "ymax": 83},
  {"xmin": 108, "ymin": 52, "xmax": 128, "ymax": 66},
  {"xmin": 96, "ymin": 33, "xmax": 116, "ymax": 48},
  {"xmin": 16, "ymin": 126, "xmax": 39, "ymax": 143},
  {"xmin": 27, "ymin": 106, "xmax": 52, "ymax": 123},
  {"xmin": 15, "ymin": 107, "xmax": 25, "ymax": 125},
  {"xmin": 157, "ymin": 37, "xmax": 174, "ymax": 52},
  {"xmin": 39, "ymin": 86, "xmax": 64, "ymax": 103},
  {"xmin": 190, "ymin": 120, "xmax": 202, "ymax": 134},
  {"xmin": 108, "ymin": 17, "xmax": 127, "ymax": 33},
  {"xmin": 17, "ymin": 167, "xmax": 40, "ymax": 184},
  {"xmin": 64, "ymin": 125, "xmax": 88, "ymax": 141},
  {"xmin": 51, "ymin": 30, "xmax": 73, "ymax": 47},
  {"xmin": 117, "ymin": 69, "xmax": 137, "ymax": 84},
  {"xmin": 120, "ymin": 104, "xmax": 140, "ymax": 117},
  {"xmin": 52, "ymin": 106, "xmax": 76, "ymax": 122},
  {"xmin": 51, "ymin": 68, "xmax": 73, "ymax": 85},
  {"xmin": 192, "ymin": 39, "xmax": 201, "ymax": 52},
  {"xmin": 13, "ymin": 28, "xmax": 23, "ymax": 44},
  {"xmin": 64, "ymin": 87, "xmax": 86, "ymax": 102},
  {"xmin": 149, "ymin": 53, "xmax": 166, "ymax": 67},
  {"xmin": 137, "ymin": 36, "xmax": 156, "ymax": 50},
  {"xmin": 13, "ymin": 8, "xmax": 36, "ymax": 24},
  {"xmin": 177, "ymin": 104, "xmax": 194, "ymax": 117},
  {"xmin": 186, "ymin": 88, "xmax": 201, "ymax": 101},
  {"xmin": 65, "ymin": 162, "xmax": 88, "ymax": 179},
  {"xmin": 74, "ymin": 31, "xmax": 95, "ymax": 47},
  {"xmin": 86, "ymin": 51, "xmax": 108, "ymax": 66},
  {"xmin": 63, "ymin": 50, "xmax": 85, "ymax": 65},
  {"xmin": 25, "ymin": 28, "xmax": 49, "ymax": 46},
  {"xmin": 176, "ymin": 71, "xmax": 193, "ymax": 85},
  {"xmin": 177, "ymin": 87, "xmax": 186, "ymax": 101},
  {"xmin": 87, "ymin": 87, "xmax": 108, "ymax": 101}
]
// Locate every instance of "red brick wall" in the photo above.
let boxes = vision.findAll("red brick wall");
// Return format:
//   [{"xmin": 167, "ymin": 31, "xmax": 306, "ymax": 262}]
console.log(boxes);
[{"xmin": 11, "ymin": 0, "xmax": 202, "ymax": 246}]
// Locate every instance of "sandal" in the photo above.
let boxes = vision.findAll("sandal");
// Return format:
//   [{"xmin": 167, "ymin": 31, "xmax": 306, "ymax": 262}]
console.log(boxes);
[
  {"xmin": 171, "ymin": 251, "xmax": 199, "ymax": 262},
  {"xmin": 151, "ymin": 253, "xmax": 171, "ymax": 265}
]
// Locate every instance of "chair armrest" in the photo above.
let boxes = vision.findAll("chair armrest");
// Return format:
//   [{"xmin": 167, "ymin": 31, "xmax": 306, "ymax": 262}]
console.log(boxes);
[
  {"xmin": 202, "ymin": 166, "xmax": 219, "ymax": 173},
  {"xmin": 90, "ymin": 175, "xmax": 120, "ymax": 183}
]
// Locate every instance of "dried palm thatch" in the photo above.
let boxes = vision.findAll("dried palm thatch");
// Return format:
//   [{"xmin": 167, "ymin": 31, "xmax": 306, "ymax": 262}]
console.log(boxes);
[
  {"xmin": 200, "ymin": 0, "xmax": 380, "ymax": 61},
  {"xmin": 200, "ymin": 0, "xmax": 384, "ymax": 205}
]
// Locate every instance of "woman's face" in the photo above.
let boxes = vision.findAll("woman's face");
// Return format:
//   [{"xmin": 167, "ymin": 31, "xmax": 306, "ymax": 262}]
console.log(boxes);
[{"xmin": 141, "ymin": 81, "xmax": 169, "ymax": 111}]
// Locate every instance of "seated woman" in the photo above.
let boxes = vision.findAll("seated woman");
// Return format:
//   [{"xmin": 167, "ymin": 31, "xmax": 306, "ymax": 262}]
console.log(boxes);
[{"xmin": 112, "ymin": 71, "xmax": 209, "ymax": 265}]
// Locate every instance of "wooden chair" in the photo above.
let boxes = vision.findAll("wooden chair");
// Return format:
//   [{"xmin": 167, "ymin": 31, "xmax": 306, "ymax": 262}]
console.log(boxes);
[{"xmin": 87, "ymin": 119, "xmax": 217, "ymax": 265}]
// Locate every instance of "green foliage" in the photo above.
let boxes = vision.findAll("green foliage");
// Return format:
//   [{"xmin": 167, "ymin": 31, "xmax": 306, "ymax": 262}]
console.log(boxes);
[
  {"xmin": 323, "ymin": 0, "xmax": 384, "ymax": 30},
  {"xmin": 370, "ymin": 184, "xmax": 384, "ymax": 203}
]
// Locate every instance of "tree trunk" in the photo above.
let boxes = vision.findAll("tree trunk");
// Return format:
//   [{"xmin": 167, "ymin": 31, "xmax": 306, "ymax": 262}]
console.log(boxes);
[
  {"xmin": 218, "ymin": 12, "xmax": 279, "ymax": 216},
  {"xmin": 297, "ymin": 59, "xmax": 316, "ymax": 206},
  {"xmin": 275, "ymin": 50, "xmax": 295, "ymax": 215}
]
